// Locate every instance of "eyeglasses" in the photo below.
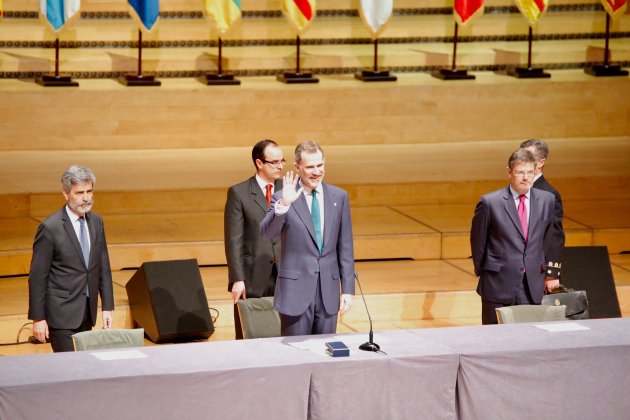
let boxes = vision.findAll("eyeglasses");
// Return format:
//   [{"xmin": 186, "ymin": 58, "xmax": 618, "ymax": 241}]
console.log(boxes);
[
  {"xmin": 513, "ymin": 170, "xmax": 535, "ymax": 178},
  {"xmin": 262, "ymin": 159, "xmax": 286, "ymax": 167}
]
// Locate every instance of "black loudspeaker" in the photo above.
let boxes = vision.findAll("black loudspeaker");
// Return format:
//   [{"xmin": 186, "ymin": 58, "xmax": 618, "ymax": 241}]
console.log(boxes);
[
  {"xmin": 561, "ymin": 246, "xmax": 621, "ymax": 319},
  {"xmin": 126, "ymin": 259, "xmax": 214, "ymax": 343}
]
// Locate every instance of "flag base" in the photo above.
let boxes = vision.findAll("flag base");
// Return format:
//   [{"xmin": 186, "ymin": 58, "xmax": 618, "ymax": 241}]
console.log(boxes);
[
  {"xmin": 119, "ymin": 74, "xmax": 161, "ymax": 87},
  {"xmin": 35, "ymin": 74, "xmax": 79, "ymax": 87},
  {"xmin": 200, "ymin": 73, "xmax": 241, "ymax": 85},
  {"xmin": 276, "ymin": 72, "xmax": 319, "ymax": 84},
  {"xmin": 584, "ymin": 64, "xmax": 629, "ymax": 77},
  {"xmin": 354, "ymin": 70, "xmax": 397, "ymax": 82},
  {"xmin": 431, "ymin": 69, "xmax": 475, "ymax": 80},
  {"xmin": 507, "ymin": 67, "xmax": 551, "ymax": 79}
]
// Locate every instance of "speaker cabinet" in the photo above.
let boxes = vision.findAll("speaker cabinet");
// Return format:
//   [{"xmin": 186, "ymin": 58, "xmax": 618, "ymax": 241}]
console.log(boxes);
[
  {"xmin": 126, "ymin": 259, "xmax": 214, "ymax": 343},
  {"xmin": 561, "ymin": 246, "xmax": 621, "ymax": 319}
]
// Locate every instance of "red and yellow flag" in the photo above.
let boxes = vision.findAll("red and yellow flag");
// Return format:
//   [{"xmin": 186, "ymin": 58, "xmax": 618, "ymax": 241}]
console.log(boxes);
[
  {"xmin": 0, "ymin": 0, "xmax": 4, "ymax": 18},
  {"xmin": 282, "ymin": 0, "xmax": 316, "ymax": 34},
  {"xmin": 514, "ymin": 0, "xmax": 549, "ymax": 26},
  {"xmin": 600, "ymin": 0, "xmax": 628, "ymax": 19},
  {"xmin": 455, "ymin": 0, "xmax": 484, "ymax": 27}
]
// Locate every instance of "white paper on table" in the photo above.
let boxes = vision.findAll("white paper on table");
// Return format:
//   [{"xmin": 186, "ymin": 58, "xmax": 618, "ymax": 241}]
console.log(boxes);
[
  {"xmin": 533, "ymin": 323, "xmax": 590, "ymax": 332},
  {"xmin": 91, "ymin": 349, "xmax": 148, "ymax": 360}
]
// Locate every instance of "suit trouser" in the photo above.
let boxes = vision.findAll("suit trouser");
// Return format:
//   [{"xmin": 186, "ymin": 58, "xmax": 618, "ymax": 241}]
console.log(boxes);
[
  {"xmin": 279, "ymin": 273, "xmax": 338, "ymax": 336},
  {"xmin": 49, "ymin": 298, "xmax": 93, "ymax": 352},
  {"xmin": 234, "ymin": 264, "xmax": 277, "ymax": 340},
  {"xmin": 481, "ymin": 273, "xmax": 535, "ymax": 325}
]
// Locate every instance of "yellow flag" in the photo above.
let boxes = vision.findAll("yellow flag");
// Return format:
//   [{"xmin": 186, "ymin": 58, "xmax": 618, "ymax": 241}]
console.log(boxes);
[
  {"xmin": 204, "ymin": 0, "xmax": 242, "ymax": 34},
  {"xmin": 514, "ymin": 0, "xmax": 549, "ymax": 26},
  {"xmin": 282, "ymin": 0, "xmax": 316, "ymax": 34}
]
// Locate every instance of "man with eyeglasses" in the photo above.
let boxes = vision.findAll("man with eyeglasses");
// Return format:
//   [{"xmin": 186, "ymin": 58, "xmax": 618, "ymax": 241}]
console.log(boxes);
[
  {"xmin": 224, "ymin": 139, "xmax": 284, "ymax": 339},
  {"xmin": 520, "ymin": 139, "xmax": 563, "ymax": 290},
  {"xmin": 470, "ymin": 149, "xmax": 556, "ymax": 324}
]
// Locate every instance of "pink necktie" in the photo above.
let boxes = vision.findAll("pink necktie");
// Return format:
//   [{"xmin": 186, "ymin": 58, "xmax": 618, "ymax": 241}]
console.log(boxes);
[
  {"xmin": 518, "ymin": 194, "xmax": 528, "ymax": 242},
  {"xmin": 265, "ymin": 184, "xmax": 273, "ymax": 207}
]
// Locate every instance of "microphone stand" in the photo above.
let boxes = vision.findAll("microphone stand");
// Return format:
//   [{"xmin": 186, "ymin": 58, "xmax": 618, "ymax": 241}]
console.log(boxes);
[{"xmin": 354, "ymin": 272, "xmax": 380, "ymax": 352}]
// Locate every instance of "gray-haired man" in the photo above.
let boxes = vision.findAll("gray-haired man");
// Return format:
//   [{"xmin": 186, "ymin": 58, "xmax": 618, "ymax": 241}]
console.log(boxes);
[{"xmin": 28, "ymin": 165, "xmax": 114, "ymax": 352}]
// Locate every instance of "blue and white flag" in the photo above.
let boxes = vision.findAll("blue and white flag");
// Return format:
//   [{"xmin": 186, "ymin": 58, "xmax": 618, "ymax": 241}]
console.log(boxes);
[
  {"xmin": 359, "ymin": 0, "xmax": 393, "ymax": 38},
  {"xmin": 39, "ymin": 0, "xmax": 81, "ymax": 32},
  {"xmin": 128, "ymin": 0, "xmax": 160, "ymax": 32}
]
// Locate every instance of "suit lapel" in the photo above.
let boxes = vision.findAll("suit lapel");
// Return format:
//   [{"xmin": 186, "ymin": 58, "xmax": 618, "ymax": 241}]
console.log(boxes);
[
  {"xmin": 293, "ymin": 184, "xmax": 317, "ymax": 248},
  {"xmin": 503, "ymin": 186, "xmax": 526, "ymax": 240},
  {"xmin": 62, "ymin": 207, "xmax": 88, "ymax": 269},
  {"xmin": 322, "ymin": 183, "xmax": 336, "ymax": 251},
  {"xmin": 249, "ymin": 177, "xmax": 268, "ymax": 214},
  {"xmin": 528, "ymin": 189, "xmax": 540, "ymax": 235}
]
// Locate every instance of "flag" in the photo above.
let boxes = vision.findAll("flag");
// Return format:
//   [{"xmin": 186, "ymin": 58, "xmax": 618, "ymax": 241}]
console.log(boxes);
[
  {"xmin": 128, "ymin": 0, "xmax": 159, "ymax": 32},
  {"xmin": 39, "ymin": 0, "xmax": 81, "ymax": 32},
  {"xmin": 514, "ymin": 0, "xmax": 549, "ymax": 26},
  {"xmin": 600, "ymin": 0, "xmax": 628, "ymax": 19},
  {"xmin": 0, "ymin": 0, "xmax": 4, "ymax": 19},
  {"xmin": 203, "ymin": 0, "xmax": 242, "ymax": 34},
  {"xmin": 282, "ymin": 0, "xmax": 316, "ymax": 34},
  {"xmin": 454, "ymin": 0, "xmax": 484, "ymax": 27},
  {"xmin": 359, "ymin": 0, "xmax": 393, "ymax": 38}
]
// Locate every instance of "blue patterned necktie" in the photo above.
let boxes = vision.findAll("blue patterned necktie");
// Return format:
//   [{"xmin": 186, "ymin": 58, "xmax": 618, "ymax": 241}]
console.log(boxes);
[
  {"xmin": 311, "ymin": 190, "xmax": 322, "ymax": 253},
  {"xmin": 79, "ymin": 216, "xmax": 90, "ymax": 266},
  {"xmin": 79, "ymin": 216, "xmax": 90, "ymax": 296}
]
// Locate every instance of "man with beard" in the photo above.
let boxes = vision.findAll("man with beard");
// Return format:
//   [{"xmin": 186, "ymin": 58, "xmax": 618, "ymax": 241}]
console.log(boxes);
[
  {"xmin": 28, "ymin": 165, "xmax": 114, "ymax": 352},
  {"xmin": 260, "ymin": 141, "xmax": 355, "ymax": 336}
]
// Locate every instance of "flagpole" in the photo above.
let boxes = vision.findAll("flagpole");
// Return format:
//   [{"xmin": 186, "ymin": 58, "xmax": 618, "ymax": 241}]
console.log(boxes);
[
  {"xmin": 507, "ymin": 24, "xmax": 550, "ymax": 79},
  {"xmin": 452, "ymin": 22, "xmax": 458, "ymax": 71},
  {"xmin": 373, "ymin": 39, "xmax": 378, "ymax": 72},
  {"xmin": 431, "ymin": 21, "xmax": 474, "ymax": 80},
  {"xmin": 527, "ymin": 26, "xmax": 533, "ymax": 69},
  {"xmin": 296, "ymin": 35, "xmax": 301, "ymax": 74},
  {"xmin": 604, "ymin": 14, "xmax": 610, "ymax": 67},
  {"xmin": 54, "ymin": 38, "xmax": 60, "ymax": 78},
  {"xmin": 137, "ymin": 30, "xmax": 143, "ymax": 77},
  {"xmin": 584, "ymin": 11, "xmax": 628, "ymax": 76},
  {"xmin": 218, "ymin": 37, "xmax": 223, "ymax": 75}
]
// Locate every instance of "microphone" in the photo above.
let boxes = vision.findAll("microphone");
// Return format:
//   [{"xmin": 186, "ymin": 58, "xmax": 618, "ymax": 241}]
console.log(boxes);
[{"xmin": 354, "ymin": 272, "xmax": 380, "ymax": 352}]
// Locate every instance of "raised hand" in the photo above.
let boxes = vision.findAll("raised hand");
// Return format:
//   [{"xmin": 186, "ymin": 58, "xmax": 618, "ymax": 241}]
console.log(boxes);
[{"xmin": 280, "ymin": 171, "xmax": 304, "ymax": 206}]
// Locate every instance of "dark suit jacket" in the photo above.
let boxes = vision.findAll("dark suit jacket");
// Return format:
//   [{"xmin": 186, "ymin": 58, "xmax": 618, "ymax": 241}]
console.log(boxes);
[
  {"xmin": 533, "ymin": 175, "xmax": 564, "ymax": 278},
  {"xmin": 28, "ymin": 207, "xmax": 114, "ymax": 329},
  {"xmin": 224, "ymin": 176, "xmax": 282, "ymax": 297},
  {"xmin": 260, "ymin": 182, "xmax": 355, "ymax": 317},
  {"xmin": 470, "ymin": 186, "xmax": 555, "ymax": 304}
]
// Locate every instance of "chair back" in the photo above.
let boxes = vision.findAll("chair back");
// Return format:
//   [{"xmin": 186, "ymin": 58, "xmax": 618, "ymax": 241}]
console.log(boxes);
[
  {"xmin": 496, "ymin": 305, "xmax": 566, "ymax": 324},
  {"xmin": 236, "ymin": 297, "xmax": 281, "ymax": 339},
  {"xmin": 72, "ymin": 328, "xmax": 145, "ymax": 351}
]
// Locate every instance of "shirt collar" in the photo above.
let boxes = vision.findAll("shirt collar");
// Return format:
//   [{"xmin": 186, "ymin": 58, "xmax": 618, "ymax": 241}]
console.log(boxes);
[
  {"xmin": 65, "ymin": 205, "xmax": 86, "ymax": 223},
  {"xmin": 509, "ymin": 186, "xmax": 530, "ymax": 200},
  {"xmin": 299, "ymin": 181, "xmax": 323, "ymax": 196},
  {"xmin": 255, "ymin": 174, "xmax": 274, "ymax": 192}
]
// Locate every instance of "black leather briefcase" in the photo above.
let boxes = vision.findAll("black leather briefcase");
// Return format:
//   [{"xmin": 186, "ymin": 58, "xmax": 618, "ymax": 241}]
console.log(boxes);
[{"xmin": 542, "ymin": 289, "xmax": 589, "ymax": 320}]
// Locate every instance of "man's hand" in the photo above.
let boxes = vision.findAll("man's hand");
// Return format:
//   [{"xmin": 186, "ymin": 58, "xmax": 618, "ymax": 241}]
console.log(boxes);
[
  {"xmin": 339, "ymin": 294, "xmax": 353, "ymax": 315},
  {"xmin": 32, "ymin": 319, "xmax": 49, "ymax": 343},
  {"xmin": 545, "ymin": 277, "xmax": 560, "ymax": 293},
  {"xmin": 231, "ymin": 281, "xmax": 246, "ymax": 303},
  {"xmin": 102, "ymin": 311, "xmax": 113, "ymax": 329},
  {"xmin": 280, "ymin": 171, "xmax": 304, "ymax": 206}
]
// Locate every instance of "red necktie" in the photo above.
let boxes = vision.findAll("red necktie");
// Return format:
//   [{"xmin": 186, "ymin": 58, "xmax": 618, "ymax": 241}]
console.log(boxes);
[
  {"xmin": 265, "ymin": 184, "xmax": 273, "ymax": 207},
  {"xmin": 518, "ymin": 194, "xmax": 528, "ymax": 242}
]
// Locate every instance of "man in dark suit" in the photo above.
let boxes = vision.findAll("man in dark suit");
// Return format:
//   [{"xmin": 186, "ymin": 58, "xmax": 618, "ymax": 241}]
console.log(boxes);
[
  {"xmin": 470, "ymin": 150, "xmax": 556, "ymax": 324},
  {"xmin": 260, "ymin": 141, "xmax": 355, "ymax": 336},
  {"xmin": 28, "ymin": 166, "xmax": 114, "ymax": 352},
  {"xmin": 225, "ymin": 139, "xmax": 284, "ymax": 339},
  {"xmin": 520, "ymin": 139, "xmax": 564, "ymax": 287}
]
